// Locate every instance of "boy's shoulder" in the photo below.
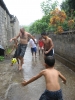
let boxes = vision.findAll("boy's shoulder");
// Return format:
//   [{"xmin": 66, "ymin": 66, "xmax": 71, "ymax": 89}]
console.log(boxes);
[{"xmin": 41, "ymin": 68, "xmax": 49, "ymax": 74}]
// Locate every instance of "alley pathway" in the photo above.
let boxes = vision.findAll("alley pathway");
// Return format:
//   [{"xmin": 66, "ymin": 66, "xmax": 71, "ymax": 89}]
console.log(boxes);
[{"xmin": 0, "ymin": 46, "xmax": 75, "ymax": 100}]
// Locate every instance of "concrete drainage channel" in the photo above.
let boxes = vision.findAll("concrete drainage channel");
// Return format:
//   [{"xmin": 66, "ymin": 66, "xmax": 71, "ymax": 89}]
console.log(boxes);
[{"xmin": 55, "ymin": 53, "xmax": 75, "ymax": 72}]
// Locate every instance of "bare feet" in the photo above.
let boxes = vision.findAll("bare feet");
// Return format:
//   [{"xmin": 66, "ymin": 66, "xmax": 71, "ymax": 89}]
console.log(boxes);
[{"xmin": 19, "ymin": 66, "xmax": 22, "ymax": 71}]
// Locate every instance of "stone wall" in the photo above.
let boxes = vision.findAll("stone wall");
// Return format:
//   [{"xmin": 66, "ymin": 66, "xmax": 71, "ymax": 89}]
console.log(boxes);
[
  {"xmin": 0, "ymin": 4, "xmax": 19, "ymax": 48},
  {"xmin": 49, "ymin": 33, "xmax": 75, "ymax": 71},
  {"xmin": 0, "ymin": 6, "xmax": 8, "ymax": 47}
]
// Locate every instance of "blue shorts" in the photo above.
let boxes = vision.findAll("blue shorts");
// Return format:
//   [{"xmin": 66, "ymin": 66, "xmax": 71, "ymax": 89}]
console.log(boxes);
[
  {"xmin": 31, "ymin": 47, "xmax": 37, "ymax": 53},
  {"xmin": 39, "ymin": 89, "xmax": 63, "ymax": 100},
  {"xmin": 16, "ymin": 44, "xmax": 27, "ymax": 57},
  {"xmin": 45, "ymin": 49, "xmax": 53, "ymax": 56}
]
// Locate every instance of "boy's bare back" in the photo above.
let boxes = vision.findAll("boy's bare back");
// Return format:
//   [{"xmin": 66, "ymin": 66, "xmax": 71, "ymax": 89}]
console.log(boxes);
[
  {"xmin": 22, "ymin": 56, "xmax": 66, "ymax": 92},
  {"xmin": 41, "ymin": 67, "xmax": 66, "ymax": 91}
]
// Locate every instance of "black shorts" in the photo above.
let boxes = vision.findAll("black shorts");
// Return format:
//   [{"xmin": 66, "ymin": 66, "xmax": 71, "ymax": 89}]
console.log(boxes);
[
  {"xmin": 39, "ymin": 89, "xmax": 63, "ymax": 100},
  {"xmin": 45, "ymin": 49, "xmax": 53, "ymax": 56}
]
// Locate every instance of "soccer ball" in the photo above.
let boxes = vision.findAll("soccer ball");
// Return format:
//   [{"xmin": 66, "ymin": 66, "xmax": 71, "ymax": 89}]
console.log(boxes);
[{"xmin": 11, "ymin": 58, "xmax": 17, "ymax": 64}]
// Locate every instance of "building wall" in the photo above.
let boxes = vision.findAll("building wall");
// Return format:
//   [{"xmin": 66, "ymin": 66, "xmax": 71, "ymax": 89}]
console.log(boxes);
[
  {"xmin": 0, "ymin": 6, "xmax": 20, "ymax": 48},
  {"xmin": 0, "ymin": 6, "xmax": 7, "ymax": 47}
]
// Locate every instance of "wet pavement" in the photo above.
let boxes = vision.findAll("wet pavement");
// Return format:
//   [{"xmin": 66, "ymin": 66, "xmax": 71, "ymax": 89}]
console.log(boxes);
[{"xmin": 0, "ymin": 46, "xmax": 75, "ymax": 100}]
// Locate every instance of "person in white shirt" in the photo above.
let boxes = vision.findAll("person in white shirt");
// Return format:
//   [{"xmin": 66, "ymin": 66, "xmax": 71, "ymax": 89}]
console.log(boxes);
[{"xmin": 29, "ymin": 36, "xmax": 37, "ymax": 57}]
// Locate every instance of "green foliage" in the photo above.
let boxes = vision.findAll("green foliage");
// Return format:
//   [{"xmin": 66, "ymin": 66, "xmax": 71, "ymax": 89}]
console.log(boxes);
[
  {"xmin": 0, "ymin": 56, "xmax": 4, "ymax": 61},
  {"xmin": 62, "ymin": 21, "xmax": 69, "ymax": 31},
  {"xmin": 61, "ymin": 0, "xmax": 69, "ymax": 14},
  {"xmin": 23, "ymin": 26, "xmax": 30, "ymax": 32},
  {"xmin": 28, "ymin": 0, "xmax": 75, "ymax": 34},
  {"xmin": 29, "ymin": 15, "xmax": 50, "ymax": 34},
  {"xmin": 61, "ymin": 0, "xmax": 75, "ymax": 15},
  {"xmin": 23, "ymin": 0, "xmax": 58, "ymax": 34},
  {"xmin": 68, "ymin": 0, "xmax": 75, "ymax": 10},
  {"xmin": 41, "ymin": 0, "xmax": 58, "ymax": 15}
]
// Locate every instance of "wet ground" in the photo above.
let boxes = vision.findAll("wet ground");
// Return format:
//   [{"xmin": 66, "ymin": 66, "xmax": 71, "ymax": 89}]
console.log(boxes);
[{"xmin": 0, "ymin": 46, "xmax": 75, "ymax": 100}]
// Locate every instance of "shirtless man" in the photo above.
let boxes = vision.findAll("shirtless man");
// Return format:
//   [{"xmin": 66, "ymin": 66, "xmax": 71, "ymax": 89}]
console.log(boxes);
[
  {"xmin": 41, "ymin": 32, "xmax": 54, "ymax": 58},
  {"xmin": 10, "ymin": 28, "xmax": 35, "ymax": 70}
]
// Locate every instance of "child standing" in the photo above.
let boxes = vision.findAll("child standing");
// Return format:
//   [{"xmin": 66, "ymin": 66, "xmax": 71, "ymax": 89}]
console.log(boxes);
[
  {"xmin": 38, "ymin": 37, "xmax": 44, "ymax": 55},
  {"xmin": 29, "ymin": 36, "xmax": 37, "ymax": 58},
  {"xmin": 9, "ymin": 40, "xmax": 19, "ymax": 66},
  {"xmin": 22, "ymin": 56, "xmax": 66, "ymax": 100}
]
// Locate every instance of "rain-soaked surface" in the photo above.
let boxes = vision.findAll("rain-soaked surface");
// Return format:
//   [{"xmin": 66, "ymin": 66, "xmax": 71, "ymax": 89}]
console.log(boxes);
[{"xmin": 0, "ymin": 46, "xmax": 75, "ymax": 100}]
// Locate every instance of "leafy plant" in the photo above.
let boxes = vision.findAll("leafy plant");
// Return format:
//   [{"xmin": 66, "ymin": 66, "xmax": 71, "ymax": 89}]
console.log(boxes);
[{"xmin": 0, "ymin": 56, "xmax": 4, "ymax": 61}]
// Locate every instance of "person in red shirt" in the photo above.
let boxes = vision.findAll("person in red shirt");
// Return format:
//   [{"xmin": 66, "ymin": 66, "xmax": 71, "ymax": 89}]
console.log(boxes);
[{"xmin": 38, "ymin": 37, "xmax": 44, "ymax": 55}]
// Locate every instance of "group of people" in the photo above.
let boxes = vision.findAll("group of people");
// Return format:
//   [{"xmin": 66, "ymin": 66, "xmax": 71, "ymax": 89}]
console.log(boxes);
[
  {"xmin": 28, "ymin": 36, "xmax": 44, "ymax": 57},
  {"xmin": 29, "ymin": 32, "xmax": 54, "ymax": 58},
  {"xmin": 9, "ymin": 28, "xmax": 66, "ymax": 100}
]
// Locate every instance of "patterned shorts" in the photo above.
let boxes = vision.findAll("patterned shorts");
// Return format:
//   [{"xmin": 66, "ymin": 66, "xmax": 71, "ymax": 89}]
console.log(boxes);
[{"xmin": 16, "ymin": 44, "xmax": 27, "ymax": 57}]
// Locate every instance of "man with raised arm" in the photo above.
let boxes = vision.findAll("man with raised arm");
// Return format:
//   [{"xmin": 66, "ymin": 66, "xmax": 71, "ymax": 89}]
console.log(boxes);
[{"xmin": 10, "ymin": 28, "xmax": 35, "ymax": 70}]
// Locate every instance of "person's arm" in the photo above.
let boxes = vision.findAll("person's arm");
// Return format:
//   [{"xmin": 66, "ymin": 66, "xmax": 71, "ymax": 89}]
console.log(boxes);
[
  {"xmin": 10, "ymin": 33, "xmax": 20, "ymax": 42},
  {"xmin": 21, "ymin": 70, "xmax": 44, "ymax": 86},
  {"xmin": 28, "ymin": 33, "xmax": 36, "ymax": 44},
  {"xmin": 59, "ymin": 71, "xmax": 66, "ymax": 84},
  {"xmin": 9, "ymin": 45, "xmax": 15, "ymax": 55}
]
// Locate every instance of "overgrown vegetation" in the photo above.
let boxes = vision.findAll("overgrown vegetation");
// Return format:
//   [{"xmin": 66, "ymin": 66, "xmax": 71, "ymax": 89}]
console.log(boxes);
[{"xmin": 23, "ymin": 0, "xmax": 75, "ymax": 34}]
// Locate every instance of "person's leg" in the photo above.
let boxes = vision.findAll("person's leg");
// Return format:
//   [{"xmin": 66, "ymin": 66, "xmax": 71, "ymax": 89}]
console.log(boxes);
[
  {"xmin": 18, "ymin": 56, "xmax": 23, "ymax": 70},
  {"xmin": 34, "ymin": 47, "xmax": 37, "ymax": 57},
  {"xmin": 38, "ymin": 47, "xmax": 40, "ymax": 55},
  {"xmin": 16, "ymin": 57, "xmax": 19, "ymax": 68},
  {"xmin": 19, "ymin": 44, "xmax": 27, "ymax": 70},
  {"xmin": 31, "ymin": 48, "xmax": 33, "ymax": 56},
  {"xmin": 32, "ymin": 49, "xmax": 34, "ymax": 56},
  {"xmin": 41, "ymin": 47, "xmax": 44, "ymax": 55},
  {"xmin": 35, "ymin": 52, "xmax": 36, "ymax": 57}
]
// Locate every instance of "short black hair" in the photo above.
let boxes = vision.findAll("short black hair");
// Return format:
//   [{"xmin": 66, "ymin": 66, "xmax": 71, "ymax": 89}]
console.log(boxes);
[
  {"xmin": 41, "ymin": 32, "xmax": 47, "ymax": 36},
  {"xmin": 45, "ymin": 56, "xmax": 55, "ymax": 67}
]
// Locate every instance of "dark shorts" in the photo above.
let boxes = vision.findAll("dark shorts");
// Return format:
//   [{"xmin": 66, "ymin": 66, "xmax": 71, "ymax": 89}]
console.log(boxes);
[
  {"xmin": 39, "ymin": 89, "xmax": 63, "ymax": 100},
  {"xmin": 45, "ymin": 49, "xmax": 53, "ymax": 56},
  {"xmin": 31, "ymin": 47, "xmax": 37, "ymax": 53},
  {"xmin": 16, "ymin": 44, "xmax": 27, "ymax": 57}
]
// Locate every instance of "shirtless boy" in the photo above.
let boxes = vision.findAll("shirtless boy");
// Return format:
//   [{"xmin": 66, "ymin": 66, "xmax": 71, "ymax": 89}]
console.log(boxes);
[
  {"xmin": 41, "ymin": 33, "xmax": 54, "ymax": 57},
  {"xmin": 22, "ymin": 56, "xmax": 66, "ymax": 100},
  {"xmin": 10, "ymin": 28, "xmax": 35, "ymax": 70}
]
